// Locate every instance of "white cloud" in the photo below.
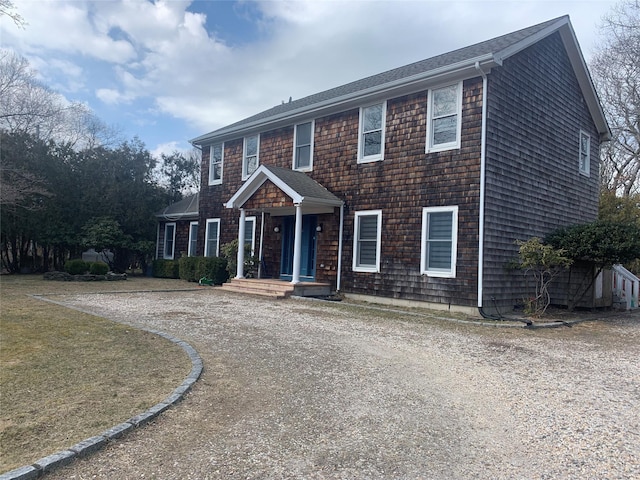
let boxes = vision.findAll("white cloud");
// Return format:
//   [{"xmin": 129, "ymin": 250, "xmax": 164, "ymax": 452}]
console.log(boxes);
[{"xmin": 2, "ymin": 0, "xmax": 616, "ymax": 149}]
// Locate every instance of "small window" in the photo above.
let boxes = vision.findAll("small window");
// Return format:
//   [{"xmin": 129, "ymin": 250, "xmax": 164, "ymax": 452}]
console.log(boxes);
[
  {"xmin": 427, "ymin": 83, "xmax": 462, "ymax": 152},
  {"xmin": 352, "ymin": 210, "xmax": 382, "ymax": 272},
  {"xmin": 209, "ymin": 144, "xmax": 223, "ymax": 185},
  {"xmin": 188, "ymin": 221, "xmax": 198, "ymax": 256},
  {"xmin": 163, "ymin": 223, "xmax": 176, "ymax": 259},
  {"xmin": 243, "ymin": 134, "xmax": 259, "ymax": 180},
  {"xmin": 244, "ymin": 216, "xmax": 256, "ymax": 256},
  {"xmin": 358, "ymin": 102, "xmax": 386, "ymax": 163},
  {"xmin": 421, "ymin": 206, "xmax": 458, "ymax": 278},
  {"xmin": 293, "ymin": 121, "xmax": 314, "ymax": 171},
  {"xmin": 205, "ymin": 219, "xmax": 220, "ymax": 257},
  {"xmin": 579, "ymin": 130, "xmax": 590, "ymax": 176}
]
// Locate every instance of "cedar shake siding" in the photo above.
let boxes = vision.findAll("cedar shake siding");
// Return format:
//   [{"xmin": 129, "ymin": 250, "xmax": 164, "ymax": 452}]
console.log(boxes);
[
  {"xmin": 188, "ymin": 17, "xmax": 609, "ymax": 313},
  {"xmin": 483, "ymin": 32, "xmax": 601, "ymax": 311}
]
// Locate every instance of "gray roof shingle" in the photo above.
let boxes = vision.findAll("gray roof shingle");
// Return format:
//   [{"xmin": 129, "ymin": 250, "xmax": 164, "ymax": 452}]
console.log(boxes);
[{"xmin": 192, "ymin": 16, "xmax": 568, "ymax": 144}]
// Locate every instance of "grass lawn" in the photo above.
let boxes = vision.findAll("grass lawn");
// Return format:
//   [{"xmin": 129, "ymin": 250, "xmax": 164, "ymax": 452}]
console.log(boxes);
[{"xmin": 0, "ymin": 275, "xmax": 194, "ymax": 473}]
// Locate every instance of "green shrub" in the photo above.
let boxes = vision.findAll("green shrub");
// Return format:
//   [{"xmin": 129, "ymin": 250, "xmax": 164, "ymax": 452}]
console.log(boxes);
[
  {"xmin": 64, "ymin": 259, "xmax": 90, "ymax": 275},
  {"xmin": 196, "ymin": 256, "xmax": 229, "ymax": 285},
  {"xmin": 89, "ymin": 262, "xmax": 109, "ymax": 275},
  {"xmin": 152, "ymin": 259, "xmax": 180, "ymax": 279},
  {"xmin": 179, "ymin": 256, "xmax": 199, "ymax": 282},
  {"xmin": 221, "ymin": 240, "xmax": 258, "ymax": 278}
]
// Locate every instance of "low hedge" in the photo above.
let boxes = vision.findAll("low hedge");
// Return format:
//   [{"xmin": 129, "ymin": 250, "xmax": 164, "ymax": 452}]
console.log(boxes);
[
  {"xmin": 89, "ymin": 262, "xmax": 109, "ymax": 275},
  {"xmin": 152, "ymin": 259, "xmax": 180, "ymax": 279},
  {"xmin": 179, "ymin": 256, "xmax": 229, "ymax": 285}
]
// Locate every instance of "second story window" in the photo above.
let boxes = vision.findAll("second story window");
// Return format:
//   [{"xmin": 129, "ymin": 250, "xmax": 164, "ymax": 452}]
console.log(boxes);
[
  {"xmin": 579, "ymin": 130, "xmax": 590, "ymax": 176},
  {"xmin": 427, "ymin": 82, "xmax": 462, "ymax": 152},
  {"xmin": 293, "ymin": 121, "xmax": 314, "ymax": 171},
  {"xmin": 209, "ymin": 143, "xmax": 223, "ymax": 185},
  {"xmin": 358, "ymin": 102, "xmax": 386, "ymax": 163},
  {"xmin": 243, "ymin": 134, "xmax": 259, "ymax": 180}
]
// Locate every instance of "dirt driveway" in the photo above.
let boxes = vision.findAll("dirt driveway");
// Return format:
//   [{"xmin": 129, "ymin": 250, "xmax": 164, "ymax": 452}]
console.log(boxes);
[{"xmin": 44, "ymin": 289, "xmax": 639, "ymax": 479}]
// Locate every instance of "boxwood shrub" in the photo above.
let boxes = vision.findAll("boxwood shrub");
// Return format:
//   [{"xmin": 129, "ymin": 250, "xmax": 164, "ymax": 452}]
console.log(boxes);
[
  {"xmin": 64, "ymin": 259, "xmax": 90, "ymax": 275},
  {"xmin": 179, "ymin": 256, "xmax": 199, "ymax": 282},
  {"xmin": 152, "ymin": 259, "xmax": 180, "ymax": 279},
  {"xmin": 192, "ymin": 256, "xmax": 229, "ymax": 285},
  {"xmin": 89, "ymin": 262, "xmax": 109, "ymax": 275}
]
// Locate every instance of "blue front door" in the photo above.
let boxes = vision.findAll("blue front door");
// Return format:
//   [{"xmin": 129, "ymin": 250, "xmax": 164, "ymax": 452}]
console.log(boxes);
[{"xmin": 280, "ymin": 215, "xmax": 317, "ymax": 281}]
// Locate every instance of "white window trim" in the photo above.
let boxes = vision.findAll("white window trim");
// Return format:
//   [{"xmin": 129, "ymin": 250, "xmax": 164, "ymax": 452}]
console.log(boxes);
[
  {"xmin": 357, "ymin": 101, "xmax": 386, "ymax": 163},
  {"xmin": 426, "ymin": 82, "xmax": 463, "ymax": 153},
  {"xmin": 421, "ymin": 206, "xmax": 458, "ymax": 278},
  {"xmin": 208, "ymin": 143, "xmax": 223, "ymax": 185},
  {"xmin": 242, "ymin": 134, "xmax": 260, "ymax": 180},
  {"xmin": 188, "ymin": 221, "xmax": 198, "ymax": 257},
  {"xmin": 352, "ymin": 210, "xmax": 383, "ymax": 273},
  {"xmin": 163, "ymin": 223, "xmax": 176, "ymax": 260},
  {"xmin": 579, "ymin": 130, "xmax": 591, "ymax": 177},
  {"xmin": 205, "ymin": 218, "xmax": 221, "ymax": 257},
  {"xmin": 292, "ymin": 120, "xmax": 314, "ymax": 172},
  {"xmin": 244, "ymin": 216, "xmax": 256, "ymax": 256}
]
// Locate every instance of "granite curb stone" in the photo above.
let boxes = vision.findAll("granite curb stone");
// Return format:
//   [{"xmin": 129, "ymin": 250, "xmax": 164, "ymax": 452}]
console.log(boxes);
[{"xmin": 0, "ymin": 319, "xmax": 203, "ymax": 480}]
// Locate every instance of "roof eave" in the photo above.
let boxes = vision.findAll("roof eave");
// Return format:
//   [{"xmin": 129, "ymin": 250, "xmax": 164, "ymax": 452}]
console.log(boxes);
[
  {"xmin": 191, "ymin": 55, "xmax": 500, "ymax": 146},
  {"xmin": 493, "ymin": 16, "xmax": 610, "ymax": 140}
]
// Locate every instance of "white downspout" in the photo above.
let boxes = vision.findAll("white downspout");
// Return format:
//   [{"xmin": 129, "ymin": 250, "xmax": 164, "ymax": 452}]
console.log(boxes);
[
  {"xmin": 337, "ymin": 203, "xmax": 344, "ymax": 291},
  {"xmin": 291, "ymin": 204, "xmax": 303, "ymax": 284},
  {"xmin": 236, "ymin": 208, "xmax": 246, "ymax": 279},
  {"xmin": 475, "ymin": 61, "xmax": 488, "ymax": 309}
]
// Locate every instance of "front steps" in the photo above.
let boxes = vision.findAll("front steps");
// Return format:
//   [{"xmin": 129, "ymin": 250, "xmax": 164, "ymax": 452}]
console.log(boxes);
[{"xmin": 220, "ymin": 278, "xmax": 331, "ymax": 299}]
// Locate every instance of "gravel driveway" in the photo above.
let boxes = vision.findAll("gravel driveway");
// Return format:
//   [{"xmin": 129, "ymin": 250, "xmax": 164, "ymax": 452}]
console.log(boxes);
[{"xmin": 43, "ymin": 289, "xmax": 639, "ymax": 479}]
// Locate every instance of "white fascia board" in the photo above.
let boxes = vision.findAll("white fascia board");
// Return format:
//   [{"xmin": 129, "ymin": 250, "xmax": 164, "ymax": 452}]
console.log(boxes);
[
  {"xmin": 558, "ymin": 25, "xmax": 611, "ymax": 140},
  {"xmin": 491, "ymin": 17, "xmax": 610, "ymax": 140},
  {"xmin": 492, "ymin": 16, "xmax": 569, "ymax": 64},
  {"xmin": 192, "ymin": 55, "xmax": 499, "ymax": 146},
  {"xmin": 225, "ymin": 165, "xmax": 303, "ymax": 209}
]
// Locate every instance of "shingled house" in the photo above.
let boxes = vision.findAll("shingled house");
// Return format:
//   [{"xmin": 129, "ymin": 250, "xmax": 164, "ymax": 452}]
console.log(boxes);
[
  {"xmin": 155, "ymin": 193, "xmax": 199, "ymax": 260},
  {"xmin": 184, "ymin": 16, "xmax": 610, "ymax": 315}
]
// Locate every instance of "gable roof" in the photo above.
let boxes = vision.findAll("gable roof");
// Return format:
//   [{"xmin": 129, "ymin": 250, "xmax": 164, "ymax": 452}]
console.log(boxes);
[
  {"xmin": 225, "ymin": 165, "xmax": 343, "ymax": 213},
  {"xmin": 192, "ymin": 16, "xmax": 609, "ymax": 145},
  {"xmin": 155, "ymin": 193, "xmax": 199, "ymax": 220}
]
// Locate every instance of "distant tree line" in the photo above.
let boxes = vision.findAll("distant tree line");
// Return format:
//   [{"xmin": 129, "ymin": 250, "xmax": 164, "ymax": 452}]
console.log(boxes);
[{"xmin": 0, "ymin": 50, "xmax": 199, "ymax": 273}]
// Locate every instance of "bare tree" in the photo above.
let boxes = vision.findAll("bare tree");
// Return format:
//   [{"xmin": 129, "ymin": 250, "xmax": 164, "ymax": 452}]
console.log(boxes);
[
  {"xmin": 590, "ymin": 0, "xmax": 640, "ymax": 196},
  {"xmin": 0, "ymin": 0, "xmax": 26, "ymax": 28},
  {"xmin": 0, "ymin": 50, "xmax": 121, "ymax": 148}
]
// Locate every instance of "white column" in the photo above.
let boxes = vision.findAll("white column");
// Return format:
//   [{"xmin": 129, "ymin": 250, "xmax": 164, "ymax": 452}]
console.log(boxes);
[
  {"xmin": 291, "ymin": 204, "xmax": 303, "ymax": 284},
  {"xmin": 236, "ymin": 208, "xmax": 246, "ymax": 279}
]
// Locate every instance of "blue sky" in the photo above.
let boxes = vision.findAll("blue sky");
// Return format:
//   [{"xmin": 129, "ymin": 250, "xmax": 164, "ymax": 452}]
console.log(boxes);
[{"xmin": 1, "ymin": 0, "xmax": 618, "ymax": 159}]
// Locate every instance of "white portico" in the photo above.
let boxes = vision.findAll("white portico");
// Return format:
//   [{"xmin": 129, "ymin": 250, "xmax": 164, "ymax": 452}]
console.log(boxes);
[{"xmin": 224, "ymin": 165, "xmax": 344, "ymax": 285}]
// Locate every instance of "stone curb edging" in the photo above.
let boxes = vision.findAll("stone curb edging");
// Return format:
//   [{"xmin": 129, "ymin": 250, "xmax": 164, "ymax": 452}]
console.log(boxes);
[{"xmin": 0, "ymin": 327, "xmax": 203, "ymax": 480}]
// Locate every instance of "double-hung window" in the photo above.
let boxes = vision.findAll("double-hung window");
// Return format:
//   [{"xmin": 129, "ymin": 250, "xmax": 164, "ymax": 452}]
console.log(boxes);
[
  {"xmin": 353, "ymin": 210, "xmax": 382, "ymax": 272},
  {"xmin": 421, "ymin": 206, "xmax": 458, "ymax": 278},
  {"xmin": 293, "ymin": 121, "xmax": 314, "ymax": 171},
  {"xmin": 209, "ymin": 143, "xmax": 223, "ymax": 185},
  {"xmin": 163, "ymin": 223, "xmax": 176, "ymax": 259},
  {"xmin": 205, "ymin": 218, "xmax": 220, "ymax": 257},
  {"xmin": 358, "ymin": 102, "xmax": 386, "ymax": 163},
  {"xmin": 579, "ymin": 130, "xmax": 590, "ymax": 176},
  {"xmin": 242, "ymin": 134, "xmax": 259, "ymax": 180},
  {"xmin": 244, "ymin": 216, "xmax": 256, "ymax": 256},
  {"xmin": 427, "ymin": 82, "xmax": 462, "ymax": 152},
  {"xmin": 188, "ymin": 221, "xmax": 198, "ymax": 256}
]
